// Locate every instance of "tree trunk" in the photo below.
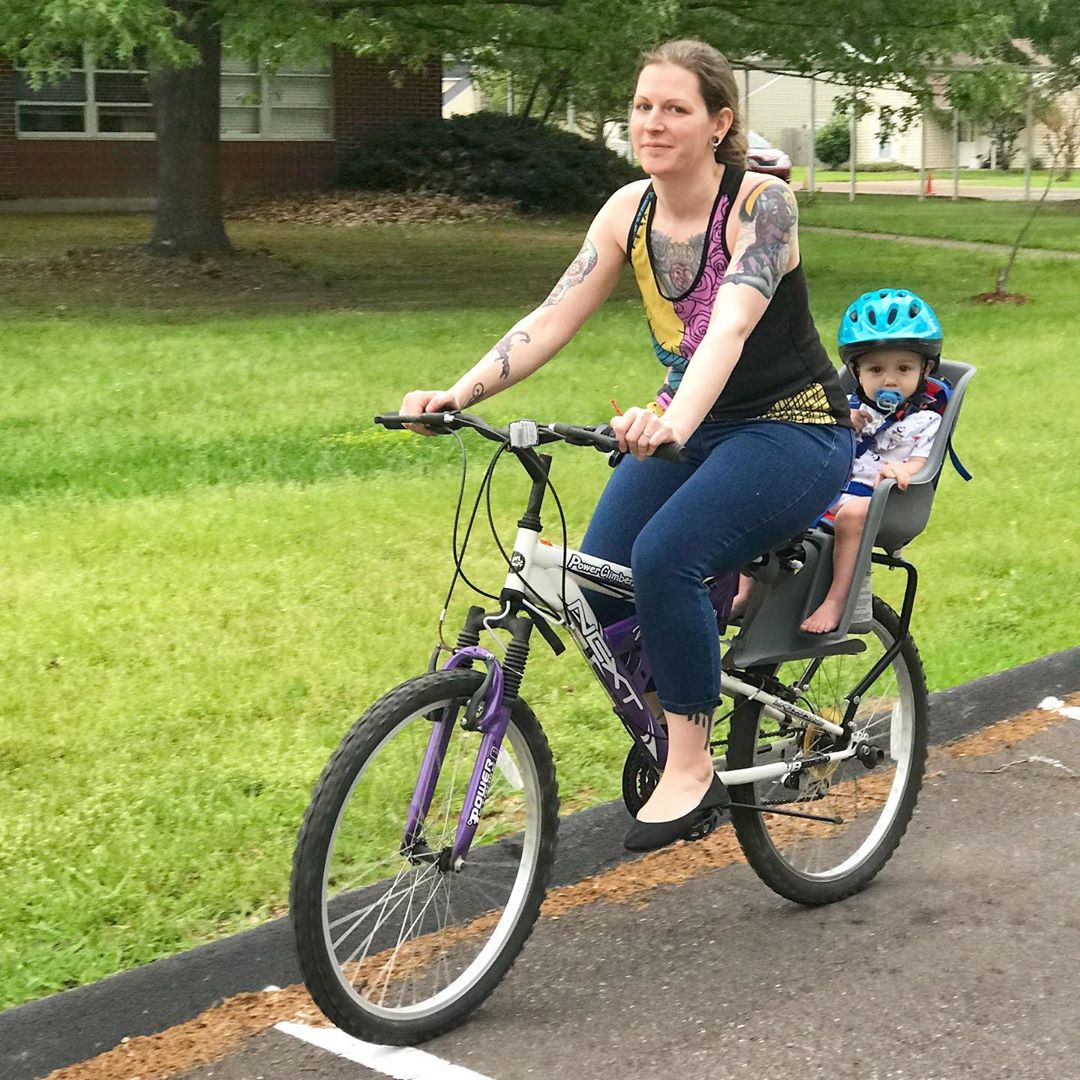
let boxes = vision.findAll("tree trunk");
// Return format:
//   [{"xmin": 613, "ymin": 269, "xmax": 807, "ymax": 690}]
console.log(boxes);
[
  {"xmin": 147, "ymin": 3, "xmax": 230, "ymax": 257},
  {"xmin": 520, "ymin": 73, "xmax": 544, "ymax": 118}
]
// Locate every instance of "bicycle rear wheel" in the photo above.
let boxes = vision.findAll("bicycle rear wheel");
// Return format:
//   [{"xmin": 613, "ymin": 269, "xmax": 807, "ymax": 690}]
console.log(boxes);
[
  {"xmin": 291, "ymin": 669, "xmax": 558, "ymax": 1044},
  {"xmin": 726, "ymin": 596, "xmax": 928, "ymax": 905}
]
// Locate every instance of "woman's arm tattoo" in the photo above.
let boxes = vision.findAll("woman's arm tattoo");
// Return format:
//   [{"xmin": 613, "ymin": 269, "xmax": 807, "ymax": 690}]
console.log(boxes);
[
  {"xmin": 721, "ymin": 181, "xmax": 798, "ymax": 300},
  {"xmin": 688, "ymin": 709, "xmax": 715, "ymax": 751},
  {"xmin": 465, "ymin": 382, "xmax": 485, "ymax": 405},
  {"xmin": 542, "ymin": 238, "xmax": 598, "ymax": 307},
  {"xmin": 491, "ymin": 329, "xmax": 531, "ymax": 380}
]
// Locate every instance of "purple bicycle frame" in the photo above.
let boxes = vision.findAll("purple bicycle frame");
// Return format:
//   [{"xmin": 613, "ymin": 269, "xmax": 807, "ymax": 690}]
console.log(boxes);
[
  {"xmin": 401, "ymin": 572, "xmax": 737, "ymax": 865},
  {"xmin": 595, "ymin": 572, "xmax": 738, "ymax": 768},
  {"xmin": 403, "ymin": 647, "xmax": 509, "ymax": 865}
]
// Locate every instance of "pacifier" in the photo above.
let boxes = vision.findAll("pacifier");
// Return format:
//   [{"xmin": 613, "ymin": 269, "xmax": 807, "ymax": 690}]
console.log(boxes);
[{"xmin": 874, "ymin": 388, "xmax": 904, "ymax": 413}]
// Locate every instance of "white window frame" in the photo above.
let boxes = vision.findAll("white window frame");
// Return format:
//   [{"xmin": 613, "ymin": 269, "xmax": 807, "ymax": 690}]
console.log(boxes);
[
  {"xmin": 15, "ymin": 47, "xmax": 333, "ymax": 142},
  {"xmin": 220, "ymin": 57, "xmax": 334, "ymax": 142},
  {"xmin": 15, "ymin": 47, "xmax": 155, "ymax": 139}
]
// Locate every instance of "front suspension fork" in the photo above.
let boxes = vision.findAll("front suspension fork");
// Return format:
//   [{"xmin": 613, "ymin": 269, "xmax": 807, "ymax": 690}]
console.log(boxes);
[{"xmin": 403, "ymin": 607, "xmax": 534, "ymax": 869}]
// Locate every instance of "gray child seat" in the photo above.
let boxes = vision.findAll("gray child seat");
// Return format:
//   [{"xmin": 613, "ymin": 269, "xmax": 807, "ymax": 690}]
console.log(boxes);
[{"xmin": 726, "ymin": 359, "xmax": 976, "ymax": 668}]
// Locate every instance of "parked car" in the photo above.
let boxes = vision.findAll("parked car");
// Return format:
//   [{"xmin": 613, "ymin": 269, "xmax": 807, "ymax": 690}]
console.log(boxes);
[{"xmin": 746, "ymin": 131, "xmax": 792, "ymax": 182}]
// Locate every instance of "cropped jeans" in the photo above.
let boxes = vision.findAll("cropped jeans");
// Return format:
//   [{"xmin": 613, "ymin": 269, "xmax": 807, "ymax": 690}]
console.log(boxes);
[{"xmin": 580, "ymin": 419, "xmax": 855, "ymax": 715}]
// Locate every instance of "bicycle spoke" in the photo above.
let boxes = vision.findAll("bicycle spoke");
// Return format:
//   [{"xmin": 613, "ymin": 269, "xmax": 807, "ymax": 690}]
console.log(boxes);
[
  {"xmin": 729, "ymin": 599, "xmax": 927, "ymax": 900},
  {"xmin": 292, "ymin": 672, "xmax": 555, "ymax": 1037}
]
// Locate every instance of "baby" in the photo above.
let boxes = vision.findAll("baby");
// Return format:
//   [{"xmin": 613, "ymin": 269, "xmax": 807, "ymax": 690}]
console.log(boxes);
[{"xmin": 800, "ymin": 288, "xmax": 944, "ymax": 633}]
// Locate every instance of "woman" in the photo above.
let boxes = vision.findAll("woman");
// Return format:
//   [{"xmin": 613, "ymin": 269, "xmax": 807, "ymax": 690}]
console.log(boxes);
[{"xmin": 399, "ymin": 39, "xmax": 855, "ymax": 852}]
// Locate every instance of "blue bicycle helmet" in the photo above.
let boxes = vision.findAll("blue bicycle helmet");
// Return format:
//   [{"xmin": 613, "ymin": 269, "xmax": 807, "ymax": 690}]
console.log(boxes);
[{"xmin": 838, "ymin": 288, "xmax": 942, "ymax": 372}]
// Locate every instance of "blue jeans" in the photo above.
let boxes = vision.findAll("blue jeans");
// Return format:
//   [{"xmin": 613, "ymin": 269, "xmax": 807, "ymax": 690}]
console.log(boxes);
[{"xmin": 580, "ymin": 419, "xmax": 855, "ymax": 714}]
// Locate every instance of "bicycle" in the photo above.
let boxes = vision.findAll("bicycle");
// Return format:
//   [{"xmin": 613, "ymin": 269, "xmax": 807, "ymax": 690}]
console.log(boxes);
[{"xmin": 290, "ymin": 408, "xmax": 931, "ymax": 1046}]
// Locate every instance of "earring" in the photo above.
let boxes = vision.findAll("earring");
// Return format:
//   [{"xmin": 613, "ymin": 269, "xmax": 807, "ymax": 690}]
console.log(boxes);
[{"xmin": 711, "ymin": 136, "xmax": 721, "ymax": 148}]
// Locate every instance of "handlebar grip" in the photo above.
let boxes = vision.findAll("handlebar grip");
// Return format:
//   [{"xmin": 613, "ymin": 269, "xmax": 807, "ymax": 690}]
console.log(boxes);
[
  {"xmin": 594, "ymin": 424, "xmax": 687, "ymax": 464},
  {"xmin": 373, "ymin": 413, "xmax": 406, "ymax": 429},
  {"xmin": 374, "ymin": 412, "xmax": 456, "ymax": 432},
  {"xmin": 652, "ymin": 441, "xmax": 688, "ymax": 464}
]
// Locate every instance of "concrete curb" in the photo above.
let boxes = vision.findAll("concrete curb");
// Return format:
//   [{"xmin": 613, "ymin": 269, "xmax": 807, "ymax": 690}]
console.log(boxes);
[{"xmin": 3, "ymin": 646, "xmax": 1078, "ymax": 1080}]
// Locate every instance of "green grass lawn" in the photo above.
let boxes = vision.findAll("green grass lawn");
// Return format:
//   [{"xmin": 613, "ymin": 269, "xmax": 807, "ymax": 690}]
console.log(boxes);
[
  {"xmin": 1, "ymin": 209, "xmax": 1078, "ymax": 1009},
  {"xmin": 791, "ymin": 165, "xmax": 1080, "ymax": 189},
  {"xmin": 798, "ymin": 192, "xmax": 1080, "ymax": 252}
]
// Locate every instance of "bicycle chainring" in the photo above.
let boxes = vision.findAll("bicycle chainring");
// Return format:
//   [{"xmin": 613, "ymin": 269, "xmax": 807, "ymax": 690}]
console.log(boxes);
[{"xmin": 621, "ymin": 744, "xmax": 660, "ymax": 816}]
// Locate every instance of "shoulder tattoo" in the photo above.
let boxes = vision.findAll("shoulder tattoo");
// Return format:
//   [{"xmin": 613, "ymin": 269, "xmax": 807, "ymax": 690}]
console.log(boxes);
[
  {"xmin": 543, "ymin": 238, "xmax": 599, "ymax": 307},
  {"xmin": 721, "ymin": 181, "xmax": 798, "ymax": 300}
]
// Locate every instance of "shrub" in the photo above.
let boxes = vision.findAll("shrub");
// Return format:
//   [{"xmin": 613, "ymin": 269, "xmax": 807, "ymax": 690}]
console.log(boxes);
[
  {"xmin": 338, "ymin": 112, "xmax": 643, "ymax": 213},
  {"xmin": 856, "ymin": 160, "xmax": 918, "ymax": 173},
  {"xmin": 815, "ymin": 113, "xmax": 850, "ymax": 170}
]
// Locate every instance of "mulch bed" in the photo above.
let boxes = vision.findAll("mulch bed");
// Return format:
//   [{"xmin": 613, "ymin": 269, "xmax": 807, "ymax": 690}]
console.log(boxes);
[
  {"xmin": 970, "ymin": 290, "xmax": 1030, "ymax": 304},
  {"xmin": 0, "ymin": 193, "xmax": 521, "ymax": 309},
  {"xmin": 0, "ymin": 243, "xmax": 337, "ymax": 310},
  {"xmin": 225, "ymin": 189, "xmax": 519, "ymax": 227}
]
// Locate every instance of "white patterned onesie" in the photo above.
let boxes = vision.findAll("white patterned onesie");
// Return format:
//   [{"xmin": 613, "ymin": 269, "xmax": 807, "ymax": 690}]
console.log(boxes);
[{"xmin": 834, "ymin": 404, "xmax": 942, "ymax": 508}]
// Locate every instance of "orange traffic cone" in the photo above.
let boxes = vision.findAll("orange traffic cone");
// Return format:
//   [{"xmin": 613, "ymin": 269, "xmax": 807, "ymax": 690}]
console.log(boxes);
[{"xmin": 925, "ymin": 170, "xmax": 934, "ymax": 195}]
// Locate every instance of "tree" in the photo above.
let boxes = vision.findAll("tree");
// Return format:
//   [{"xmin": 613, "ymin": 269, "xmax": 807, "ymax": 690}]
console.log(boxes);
[
  {"xmin": 1, "ymin": 0, "xmax": 555, "ymax": 256},
  {"xmin": 471, "ymin": 0, "xmax": 1012, "ymax": 166},
  {"xmin": 1, "ymin": 0, "xmax": 1011, "ymax": 257}
]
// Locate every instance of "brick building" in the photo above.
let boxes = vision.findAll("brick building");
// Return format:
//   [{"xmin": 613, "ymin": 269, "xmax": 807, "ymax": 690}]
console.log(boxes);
[{"xmin": 0, "ymin": 50, "xmax": 441, "ymax": 202}]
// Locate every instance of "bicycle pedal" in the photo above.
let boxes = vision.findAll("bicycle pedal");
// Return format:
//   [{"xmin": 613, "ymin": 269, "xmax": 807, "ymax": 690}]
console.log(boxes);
[{"xmin": 685, "ymin": 807, "xmax": 723, "ymax": 842}]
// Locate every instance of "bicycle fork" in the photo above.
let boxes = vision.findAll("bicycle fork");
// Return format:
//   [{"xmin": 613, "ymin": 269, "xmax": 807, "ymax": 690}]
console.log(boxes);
[{"xmin": 403, "ymin": 607, "xmax": 534, "ymax": 871}]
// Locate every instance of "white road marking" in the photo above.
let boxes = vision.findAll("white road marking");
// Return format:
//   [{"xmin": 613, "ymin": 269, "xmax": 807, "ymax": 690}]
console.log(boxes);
[
  {"xmin": 276, "ymin": 1021, "xmax": 498, "ymax": 1079},
  {"xmin": 1039, "ymin": 696, "xmax": 1080, "ymax": 721}
]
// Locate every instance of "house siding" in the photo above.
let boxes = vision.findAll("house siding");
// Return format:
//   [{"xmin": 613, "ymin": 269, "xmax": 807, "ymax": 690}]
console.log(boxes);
[
  {"xmin": 0, "ymin": 52, "xmax": 441, "ymax": 200},
  {"xmin": 735, "ymin": 68, "xmax": 1075, "ymax": 172}
]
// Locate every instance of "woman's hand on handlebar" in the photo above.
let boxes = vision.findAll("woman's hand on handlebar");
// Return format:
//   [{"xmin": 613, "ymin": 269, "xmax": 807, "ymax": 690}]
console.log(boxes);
[
  {"xmin": 610, "ymin": 407, "xmax": 681, "ymax": 461},
  {"xmin": 399, "ymin": 388, "xmax": 463, "ymax": 435}
]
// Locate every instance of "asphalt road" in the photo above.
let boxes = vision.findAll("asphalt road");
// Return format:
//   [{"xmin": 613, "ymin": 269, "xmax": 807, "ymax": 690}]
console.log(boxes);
[
  {"xmin": 179, "ymin": 710, "xmax": 1080, "ymax": 1080},
  {"xmin": 4, "ymin": 648, "xmax": 1077, "ymax": 1080}
]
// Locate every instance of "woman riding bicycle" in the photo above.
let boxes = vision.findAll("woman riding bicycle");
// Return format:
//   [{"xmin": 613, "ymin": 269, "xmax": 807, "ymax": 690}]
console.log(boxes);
[{"xmin": 400, "ymin": 39, "xmax": 855, "ymax": 852}]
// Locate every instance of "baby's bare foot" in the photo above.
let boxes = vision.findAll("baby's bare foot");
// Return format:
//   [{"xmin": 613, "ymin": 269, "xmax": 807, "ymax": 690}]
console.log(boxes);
[{"xmin": 800, "ymin": 598, "xmax": 845, "ymax": 634}]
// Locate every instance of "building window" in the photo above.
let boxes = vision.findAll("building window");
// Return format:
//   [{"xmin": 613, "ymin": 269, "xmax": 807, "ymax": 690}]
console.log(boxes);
[
  {"xmin": 220, "ymin": 55, "xmax": 332, "ymax": 140},
  {"xmin": 16, "ymin": 48, "xmax": 331, "ymax": 140},
  {"xmin": 16, "ymin": 48, "xmax": 153, "ymax": 136}
]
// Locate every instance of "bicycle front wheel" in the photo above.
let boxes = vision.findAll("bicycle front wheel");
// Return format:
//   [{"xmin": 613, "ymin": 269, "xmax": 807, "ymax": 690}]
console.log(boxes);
[
  {"xmin": 726, "ymin": 596, "xmax": 928, "ymax": 905},
  {"xmin": 290, "ymin": 669, "xmax": 559, "ymax": 1044}
]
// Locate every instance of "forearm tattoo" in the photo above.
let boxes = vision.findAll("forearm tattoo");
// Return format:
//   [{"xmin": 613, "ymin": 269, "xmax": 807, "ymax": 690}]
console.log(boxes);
[
  {"xmin": 491, "ymin": 329, "xmax": 530, "ymax": 380},
  {"xmin": 465, "ymin": 382, "xmax": 485, "ymax": 405},
  {"xmin": 721, "ymin": 181, "xmax": 798, "ymax": 299},
  {"xmin": 688, "ymin": 709, "xmax": 715, "ymax": 751},
  {"xmin": 542, "ymin": 238, "xmax": 598, "ymax": 307},
  {"xmin": 651, "ymin": 229, "xmax": 705, "ymax": 297}
]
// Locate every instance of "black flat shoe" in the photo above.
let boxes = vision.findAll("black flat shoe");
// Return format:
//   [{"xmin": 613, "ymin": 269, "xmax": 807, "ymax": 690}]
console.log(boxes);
[{"xmin": 624, "ymin": 773, "xmax": 731, "ymax": 852}]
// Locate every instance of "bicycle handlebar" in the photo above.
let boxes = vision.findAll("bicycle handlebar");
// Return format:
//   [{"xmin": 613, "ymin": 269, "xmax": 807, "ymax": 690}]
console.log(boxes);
[{"xmin": 374, "ymin": 412, "xmax": 687, "ymax": 464}]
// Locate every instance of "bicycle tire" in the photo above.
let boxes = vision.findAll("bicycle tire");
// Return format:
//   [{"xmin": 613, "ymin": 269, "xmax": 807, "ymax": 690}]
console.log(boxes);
[
  {"xmin": 726, "ymin": 596, "xmax": 928, "ymax": 905},
  {"xmin": 291, "ymin": 669, "xmax": 559, "ymax": 1044}
]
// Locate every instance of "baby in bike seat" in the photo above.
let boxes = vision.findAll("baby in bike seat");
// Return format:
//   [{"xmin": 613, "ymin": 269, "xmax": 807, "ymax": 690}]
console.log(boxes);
[{"xmin": 800, "ymin": 288, "xmax": 945, "ymax": 633}]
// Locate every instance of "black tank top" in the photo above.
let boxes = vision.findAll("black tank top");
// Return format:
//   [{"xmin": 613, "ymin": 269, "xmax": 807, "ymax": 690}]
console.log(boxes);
[{"xmin": 626, "ymin": 166, "xmax": 852, "ymax": 427}]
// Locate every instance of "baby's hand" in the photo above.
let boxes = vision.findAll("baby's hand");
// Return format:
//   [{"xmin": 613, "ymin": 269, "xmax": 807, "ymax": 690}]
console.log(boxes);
[
  {"xmin": 877, "ymin": 463, "xmax": 911, "ymax": 490},
  {"xmin": 850, "ymin": 408, "xmax": 872, "ymax": 433}
]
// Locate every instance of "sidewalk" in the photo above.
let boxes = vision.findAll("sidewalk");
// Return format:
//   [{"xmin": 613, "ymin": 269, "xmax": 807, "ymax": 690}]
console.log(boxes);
[
  {"xmin": 797, "ymin": 179, "xmax": 1080, "ymax": 202},
  {"xmin": 801, "ymin": 224, "xmax": 1080, "ymax": 260}
]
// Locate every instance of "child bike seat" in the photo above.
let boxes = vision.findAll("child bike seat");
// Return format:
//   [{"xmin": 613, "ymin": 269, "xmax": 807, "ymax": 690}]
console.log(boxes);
[{"xmin": 725, "ymin": 360, "xmax": 975, "ymax": 668}]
